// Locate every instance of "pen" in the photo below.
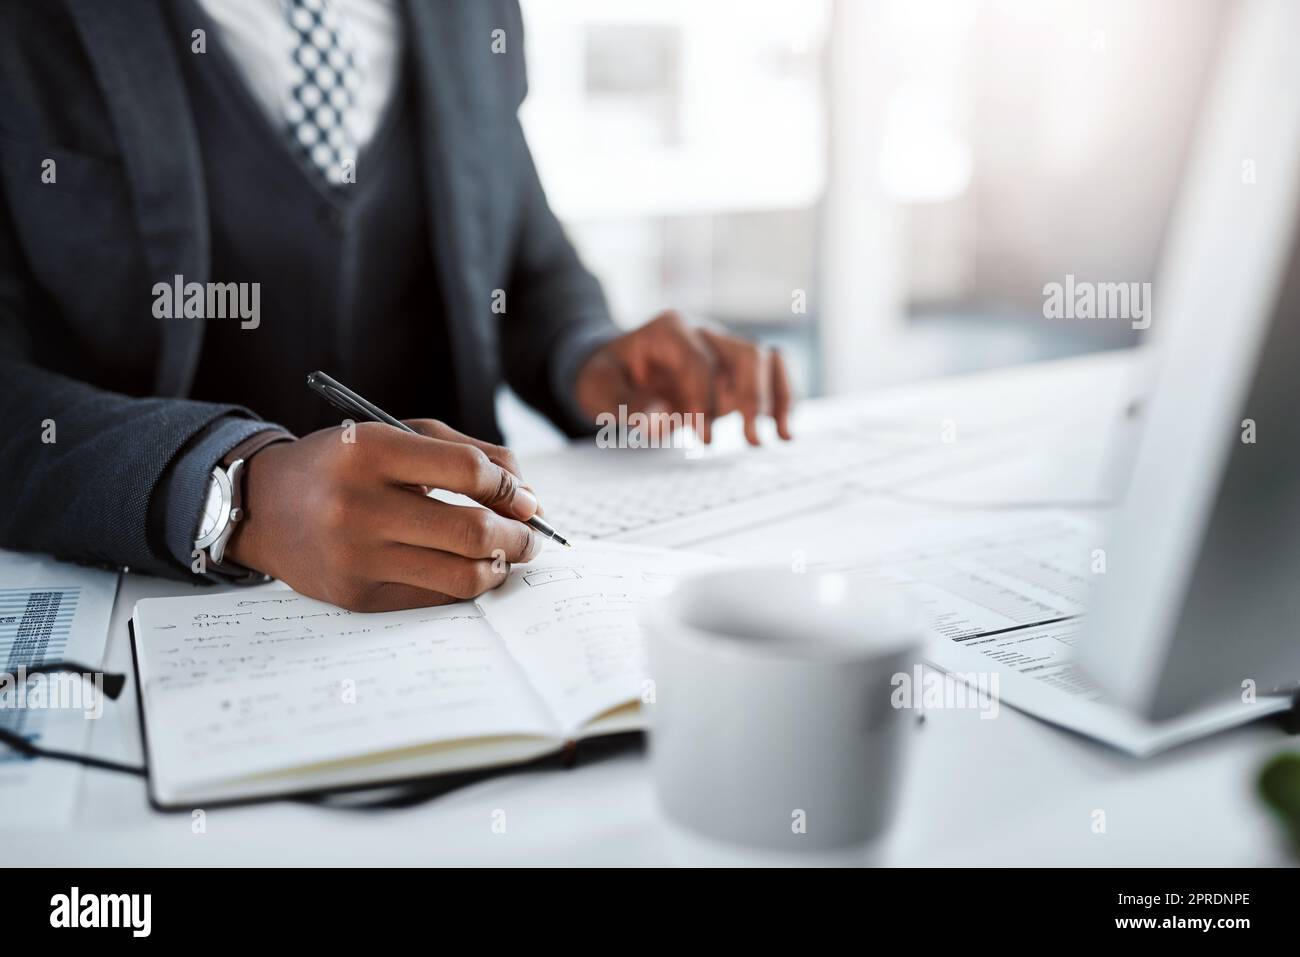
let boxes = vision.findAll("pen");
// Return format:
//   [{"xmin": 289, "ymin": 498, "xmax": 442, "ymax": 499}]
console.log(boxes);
[{"xmin": 306, "ymin": 370, "xmax": 571, "ymax": 548}]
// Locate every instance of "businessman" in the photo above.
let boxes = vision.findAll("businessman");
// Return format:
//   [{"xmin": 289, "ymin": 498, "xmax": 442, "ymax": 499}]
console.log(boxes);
[{"xmin": 0, "ymin": 0, "xmax": 792, "ymax": 610}]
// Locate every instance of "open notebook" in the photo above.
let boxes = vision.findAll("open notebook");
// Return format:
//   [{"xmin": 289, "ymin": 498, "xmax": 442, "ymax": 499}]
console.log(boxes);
[{"xmin": 130, "ymin": 542, "xmax": 720, "ymax": 807}]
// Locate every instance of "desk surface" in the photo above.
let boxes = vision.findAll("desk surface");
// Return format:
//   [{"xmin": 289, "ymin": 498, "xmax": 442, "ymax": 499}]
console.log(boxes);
[{"xmin": 12, "ymin": 349, "xmax": 1297, "ymax": 865}]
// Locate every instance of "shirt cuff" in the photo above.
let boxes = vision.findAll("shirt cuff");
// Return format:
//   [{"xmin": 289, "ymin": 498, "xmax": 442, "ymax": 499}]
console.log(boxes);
[
  {"xmin": 156, "ymin": 417, "xmax": 289, "ymax": 579},
  {"xmin": 549, "ymin": 323, "xmax": 621, "ymax": 435}
]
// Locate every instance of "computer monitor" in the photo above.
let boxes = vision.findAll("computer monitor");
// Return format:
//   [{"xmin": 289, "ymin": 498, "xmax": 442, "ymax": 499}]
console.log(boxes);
[{"xmin": 1079, "ymin": 0, "xmax": 1300, "ymax": 720}]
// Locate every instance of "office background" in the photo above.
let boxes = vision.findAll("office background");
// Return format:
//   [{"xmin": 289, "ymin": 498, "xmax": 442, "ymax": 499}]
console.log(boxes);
[{"xmin": 499, "ymin": 0, "xmax": 1226, "ymax": 449}]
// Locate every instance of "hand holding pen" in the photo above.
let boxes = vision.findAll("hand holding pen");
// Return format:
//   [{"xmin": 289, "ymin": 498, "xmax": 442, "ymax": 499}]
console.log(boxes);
[
  {"xmin": 221, "ymin": 374, "xmax": 561, "ymax": 612},
  {"xmin": 307, "ymin": 372, "xmax": 570, "ymax": 548}
]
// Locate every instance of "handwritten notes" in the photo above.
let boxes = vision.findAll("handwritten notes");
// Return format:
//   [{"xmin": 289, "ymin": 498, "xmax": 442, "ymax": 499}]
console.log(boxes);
[
  {"xmin": 133, "ymin": 541, "xmax": 723, "ymax": 798},
  {"xmin": 134, "ymin": 593, "xmax": 555, "ymax": 792},
  {"xmin": 477, "ymin": 541, "xmax": 722, "ymax": 734}
]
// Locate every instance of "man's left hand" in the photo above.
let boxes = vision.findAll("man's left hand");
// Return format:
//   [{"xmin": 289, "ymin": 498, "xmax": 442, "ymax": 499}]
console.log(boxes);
[{"xmin": 573, "ymin": 309, "xmax": 794, "ymax": 445}]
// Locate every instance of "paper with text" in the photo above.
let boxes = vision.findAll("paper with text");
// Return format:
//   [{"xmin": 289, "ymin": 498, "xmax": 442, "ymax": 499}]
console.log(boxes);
[
  {"xmin": 134, "ymin": 593, "xmax": 557, "ymax": 791},
  {"xmin": 817, "ymin": 513, "xmax": 1288, "ymax": 754},
  {"xmin": 477, "ymin": 540, "xmax": 723, "ymax": 734},
  {"xmin": 0, "ymin": 550, "xmax": 118, "ymax": 827},
  {"xmin": 134, "ymin": 540, "xmax": 725, "ymax": 793}
]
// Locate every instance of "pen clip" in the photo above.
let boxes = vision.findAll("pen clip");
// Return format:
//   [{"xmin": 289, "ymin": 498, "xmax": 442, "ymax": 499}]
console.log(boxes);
[
  {"xmin": 306, "ymin": 371, "xmax": 412, "ymax": 432},
  {"xmin": 308, "ymin": 373, "xmax": 366, "ymax": 422}
]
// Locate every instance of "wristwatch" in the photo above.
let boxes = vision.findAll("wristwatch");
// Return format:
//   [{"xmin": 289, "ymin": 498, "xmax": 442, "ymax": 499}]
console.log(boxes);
[{"xmin": 195, "ymin": 430, "xmax": 293, "ymax": 578}]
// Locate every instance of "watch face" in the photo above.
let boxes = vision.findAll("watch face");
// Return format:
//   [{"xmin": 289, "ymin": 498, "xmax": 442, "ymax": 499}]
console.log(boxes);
[{"xmin": 197, "ymin": 474, "xmax": 230, "ymax": 543}]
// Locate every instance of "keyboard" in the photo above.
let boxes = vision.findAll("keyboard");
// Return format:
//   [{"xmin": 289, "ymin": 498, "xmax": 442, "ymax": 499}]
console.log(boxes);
[{"xmin": 530, "ymin": 416, "xmax": 1026, "ymax": 547}]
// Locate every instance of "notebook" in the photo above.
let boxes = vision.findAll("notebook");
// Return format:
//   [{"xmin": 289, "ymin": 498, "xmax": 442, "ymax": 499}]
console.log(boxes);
[{"xmin": 130, "ymin": 541, "xmax": 720, "ymax": 808}]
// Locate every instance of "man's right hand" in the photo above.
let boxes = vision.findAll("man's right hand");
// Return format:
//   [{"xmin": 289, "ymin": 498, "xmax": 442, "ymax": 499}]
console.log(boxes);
[{"xmin": 225, "ymin": 419, "xmax": 543, "ymax": 612}]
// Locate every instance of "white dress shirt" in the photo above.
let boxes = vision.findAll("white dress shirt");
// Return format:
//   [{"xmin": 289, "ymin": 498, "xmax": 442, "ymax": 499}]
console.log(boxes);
[{"xmin": 195, "ymin": 0, "xmax": 402, "ymax": 151}]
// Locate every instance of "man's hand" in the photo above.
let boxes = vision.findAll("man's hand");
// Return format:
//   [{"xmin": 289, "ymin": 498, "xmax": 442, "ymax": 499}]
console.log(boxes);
[
  {"xmin": 574, "ymin": 309, "xmax": 794, "ymax": 445},
  {"xmin": 225, "ymin": 420, "xmax": 542, "ymax": 612}
]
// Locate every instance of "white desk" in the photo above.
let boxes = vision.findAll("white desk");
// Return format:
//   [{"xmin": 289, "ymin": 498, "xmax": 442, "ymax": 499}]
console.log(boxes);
[{"xmin": 12, "ymin": 349, "xmax": 1297, "ymax": 865}]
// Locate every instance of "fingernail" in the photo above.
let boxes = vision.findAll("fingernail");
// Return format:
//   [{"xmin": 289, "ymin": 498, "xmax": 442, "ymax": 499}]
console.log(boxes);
[{"xmin": 512, "ymin": 486, "xmax": 539, "ymax": 520}]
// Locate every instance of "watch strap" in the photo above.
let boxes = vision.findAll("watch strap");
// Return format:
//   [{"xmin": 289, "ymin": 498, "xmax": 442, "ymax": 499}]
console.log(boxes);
[
  {"xmin": 207, "ymin": 429, "xmax": 293, "ymax": 582},
  {"xmin": 221, "ymin": 428, "xmax": 295, "ymax": 469}
]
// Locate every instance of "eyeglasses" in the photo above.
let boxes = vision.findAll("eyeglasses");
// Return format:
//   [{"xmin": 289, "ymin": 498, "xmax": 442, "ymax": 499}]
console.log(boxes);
[{"xmin": 0, "ymin": 661, "xmax": 143, "ymax": 777}]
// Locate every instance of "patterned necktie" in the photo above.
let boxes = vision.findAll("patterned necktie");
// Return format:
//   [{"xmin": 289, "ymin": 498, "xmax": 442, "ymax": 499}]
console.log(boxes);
[{"xmin": 284, "ymin": 0, "xmax": 363, "ymax": 186}]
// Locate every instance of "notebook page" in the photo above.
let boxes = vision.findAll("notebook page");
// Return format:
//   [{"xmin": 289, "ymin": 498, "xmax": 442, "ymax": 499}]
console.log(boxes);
[
  {"xmin": 476, "ymin": 541, "xmax": 724, "ymax": 735},
  {"xmin": 134, "ymin": 590, "xmax": 558, "ymax": 795}
]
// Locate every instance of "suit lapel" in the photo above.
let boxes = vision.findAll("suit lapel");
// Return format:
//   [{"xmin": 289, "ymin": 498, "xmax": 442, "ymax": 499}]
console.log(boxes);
[
  {"xmin": 65, "ymin": 0, "xmax": 209, "ymax": 397},
  {"xmin": 405, "ymin": 0, "xmax": 499, "ymax": 440}
]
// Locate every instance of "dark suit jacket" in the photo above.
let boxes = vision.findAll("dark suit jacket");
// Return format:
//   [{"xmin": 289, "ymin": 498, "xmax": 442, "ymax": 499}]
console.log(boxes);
[{"xmin": 0, "ymin": 0, "xmax": 615, "ymax": 576}]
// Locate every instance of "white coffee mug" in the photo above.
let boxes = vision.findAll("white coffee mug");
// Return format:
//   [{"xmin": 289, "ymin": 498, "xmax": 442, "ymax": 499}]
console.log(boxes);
[{"xmin": 644, "ymin": 568, "xmax": 923, "ymax": 853}]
